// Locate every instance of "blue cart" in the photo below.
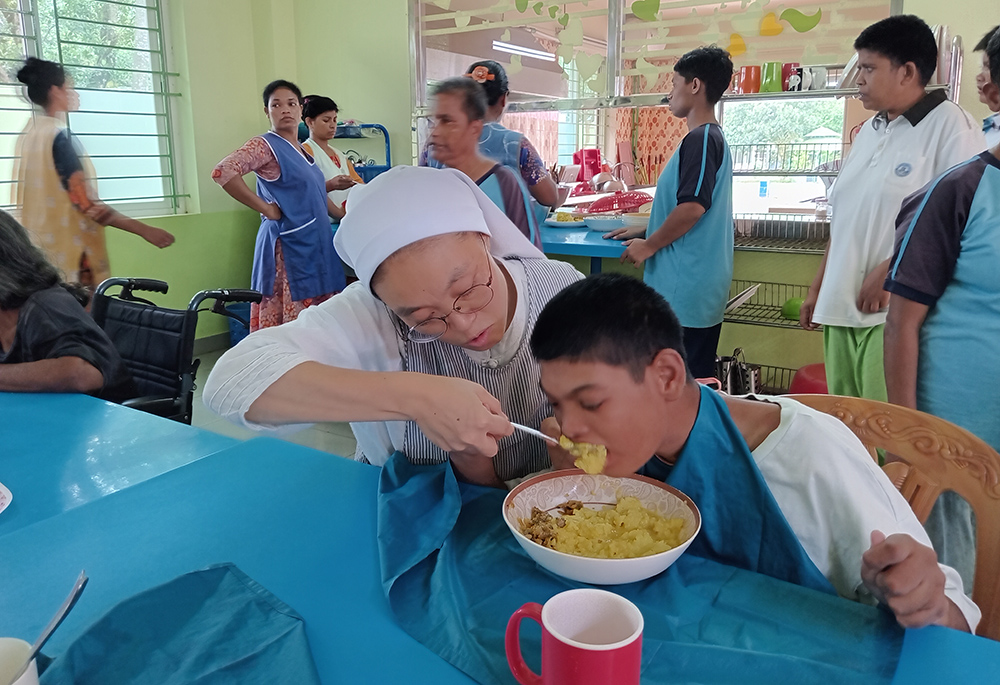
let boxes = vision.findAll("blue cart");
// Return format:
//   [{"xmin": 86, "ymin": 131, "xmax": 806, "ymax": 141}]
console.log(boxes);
[{"xmin": 335, "ymin": 122, "xmax": 391, "ymax": 183}]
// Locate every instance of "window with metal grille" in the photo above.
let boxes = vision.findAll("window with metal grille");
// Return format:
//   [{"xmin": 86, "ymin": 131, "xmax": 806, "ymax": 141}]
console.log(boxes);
[{"xmin": 0, "ymin": 0, "xmax": 180, "ymax": 217}]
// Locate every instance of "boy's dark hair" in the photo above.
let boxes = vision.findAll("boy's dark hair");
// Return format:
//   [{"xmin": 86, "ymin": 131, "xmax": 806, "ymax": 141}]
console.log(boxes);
[
  {"xmin": 16, "ymin": 57, "xmax": 66, "ymax": 107},
  {"xmin": 262, "ymin": 79, "xmax": 302, "ymax": 107},
  {"xmin": 530, "ymin": 273, "xmax": 688, "ymax": 383},
  {"xmin": 465, "ymin": 60, "xmax": 509, "ymax": 107},
  {"xmin": 974, "ymin": 26, "xmax": 999, "ymax": 52},
  {"xmin": 673, "ymin": 46, "xmax": 734, "ymax": 105},
  {"xmin": 431, "ymin": 77, "xmax": 487, "ymax": 122},
  {"xmin": 854, "ymin": 15, "xmax": 937, "ymax": 86},
  {"xmin": 989, "ymin": 30, "xmax": 1000, "ymax": 87},
  {"xmin": 302, "ymin": 94, "xmax": 338, "ymax": 121}
]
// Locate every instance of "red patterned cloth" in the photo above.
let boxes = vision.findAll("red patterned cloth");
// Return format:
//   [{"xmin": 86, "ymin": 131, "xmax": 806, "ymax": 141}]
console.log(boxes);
[
  {"xmin": 250, "ymin": 239, "xmax": 335, "ymax": 331},
  {"xmin": 615, "ymin": 60, "xmax": 687, "ymax": 185},
  {"xmin": 211, "ymin": 136, "xmax": 281, "ymax": 186}
]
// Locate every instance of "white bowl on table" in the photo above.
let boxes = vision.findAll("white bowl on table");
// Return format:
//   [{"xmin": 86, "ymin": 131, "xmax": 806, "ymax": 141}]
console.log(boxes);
[
  {"xmin": 582, "ymin": 214, "xmax": 625, "ymax": 232},
  {"xmin": 622, "ymin": 212, "xmax": 650, "ymax": 228},
  {"xmin": 503, "ymin": 470, "xmax": 701, "ymax": 585}
]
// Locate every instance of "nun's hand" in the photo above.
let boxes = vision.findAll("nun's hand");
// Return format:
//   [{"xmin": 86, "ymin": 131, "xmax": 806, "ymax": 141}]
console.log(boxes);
[{"xmin": 410, "ymin": 375, "xmax": 513, "ymax": 459}]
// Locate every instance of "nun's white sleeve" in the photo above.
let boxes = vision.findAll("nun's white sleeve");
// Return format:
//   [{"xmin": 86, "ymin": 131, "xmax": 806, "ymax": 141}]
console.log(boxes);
[{"xmin": 203, "ymin": 282, "xmax": 401, "ymax": 431}]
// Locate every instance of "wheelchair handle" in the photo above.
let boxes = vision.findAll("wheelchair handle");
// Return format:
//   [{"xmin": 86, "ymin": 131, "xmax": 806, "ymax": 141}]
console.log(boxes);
[
  {"xmin": 96, "ymin": 277, "xmax": 169, "ymax": 296},
  {"xmin": 188, "ymin": 288, "xmax": 263, "ymax": 311}
]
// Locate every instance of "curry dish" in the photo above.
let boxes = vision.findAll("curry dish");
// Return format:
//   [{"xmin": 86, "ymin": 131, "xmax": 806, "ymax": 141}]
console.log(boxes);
[{"xmin": 519, "ymin": 496, "xmax": 686, "ymax": 559}]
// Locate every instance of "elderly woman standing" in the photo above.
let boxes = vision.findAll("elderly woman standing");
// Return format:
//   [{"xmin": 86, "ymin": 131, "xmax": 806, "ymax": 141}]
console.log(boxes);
[
  {"xmin": 212, "ymin": 79, "xmax": 346, "ymax": 331},
  {"xmin": 204, "ymin": 166, "xmax": 582, "ymax": 486}
]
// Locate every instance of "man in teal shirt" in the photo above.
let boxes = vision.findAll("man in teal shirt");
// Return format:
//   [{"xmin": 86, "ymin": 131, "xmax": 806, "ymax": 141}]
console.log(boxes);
[{"xmin": 606, "ymin": 46, "xmax": 734, "ymax": 378}]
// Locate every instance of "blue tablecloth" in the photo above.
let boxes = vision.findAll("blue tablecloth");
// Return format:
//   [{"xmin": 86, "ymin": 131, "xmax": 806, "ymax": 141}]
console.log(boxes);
[
  {"xmin": 0, "ymin": 393, "xmax": 236, "ymax": 536},
  {"xmin": 0, "ymin": 438, "xmax": 475, "ymax": 685}
]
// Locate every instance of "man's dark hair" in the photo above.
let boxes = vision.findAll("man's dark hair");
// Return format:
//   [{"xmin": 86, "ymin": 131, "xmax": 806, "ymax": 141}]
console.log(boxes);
[
  {"xmin": 431, "ymin": 77, "xmax": 487, "ymax": 122},
  {"xmin": 262, "ymin": 79, "xmax": 302, "ymax": 107},
  {"xmin": 0, "ymin": 210, "xmax": 61, "ymax": 310},
  {"xmin": 673, "ymin": 46, "xmax": 734, "ymax": 105},
  {"xmin": 530, "ymin": 273, "xmax": 688, "ymax": 383},
  {"xmin": 854, "ymin": 15, "xmax": 938, "ymax": 86},
  {"xmin": 989, "ymin": 30, "xmax": 1000, "ymax": 88},
  {"xmin": 974, "ymin": 26, "xmax": 999, "ymax": 52}
]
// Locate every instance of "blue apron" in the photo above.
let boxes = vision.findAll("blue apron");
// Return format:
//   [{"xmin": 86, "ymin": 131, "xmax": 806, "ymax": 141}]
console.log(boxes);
[
  {"xmin": 253, "ymin": 131, "xmax": 345, "ymax": 301},
  {"xmin": 375, "ymin": 386, "xmax": 902, "ymax": 684},
  {"xmin": 478, "ymin": 170, "xmax": 541, "ymax": 250},
  {"xmin": 638, "ymin": 385, "xmax": 835, "ymax": 593}
]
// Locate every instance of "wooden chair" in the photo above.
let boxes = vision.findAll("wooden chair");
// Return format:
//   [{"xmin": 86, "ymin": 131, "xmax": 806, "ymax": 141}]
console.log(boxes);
[{"xmin": 786, "ymin": 394, "xmax": 1000, "ymax": 641}]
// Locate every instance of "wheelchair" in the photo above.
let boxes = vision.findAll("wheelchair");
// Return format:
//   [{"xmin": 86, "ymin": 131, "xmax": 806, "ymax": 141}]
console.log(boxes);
[{"xmin": 91, "ymin": 277, "xmax": 262, "ymax": 425}]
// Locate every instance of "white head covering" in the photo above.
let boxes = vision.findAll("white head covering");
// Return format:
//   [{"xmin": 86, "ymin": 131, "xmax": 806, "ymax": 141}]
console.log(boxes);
[{"xmin": 334, "ymin": 165, "xmax": 544, "ymax": 290}]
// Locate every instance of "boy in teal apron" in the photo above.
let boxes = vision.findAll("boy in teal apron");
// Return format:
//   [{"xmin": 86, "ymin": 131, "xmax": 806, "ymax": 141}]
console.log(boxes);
[{"xmin": 529, "ymin": 273, "xmax": 979, "ymax": 634}]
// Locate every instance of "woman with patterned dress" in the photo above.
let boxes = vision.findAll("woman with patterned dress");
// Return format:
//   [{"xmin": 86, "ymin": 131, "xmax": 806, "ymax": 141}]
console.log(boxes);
[
  {"xmin": 212, "ymin": 80, "xmax": 346, "ymax": 331},
  {"xmin": 14, "ymin": 58, "xmax": 174, "ymax": 289}
]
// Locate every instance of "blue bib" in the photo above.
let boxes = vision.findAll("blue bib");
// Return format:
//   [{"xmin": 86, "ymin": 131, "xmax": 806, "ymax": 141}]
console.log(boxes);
[
  {"xmin": 376, "ymin": 450, "xmax": 900, "ymax": 685},
  {"xmin": 253, "ymin": 131, "xmax": 345, "ymax": 301},
  {"xmin": 639, "ymin": 385, "xmax": 835, "ymax": 594}
]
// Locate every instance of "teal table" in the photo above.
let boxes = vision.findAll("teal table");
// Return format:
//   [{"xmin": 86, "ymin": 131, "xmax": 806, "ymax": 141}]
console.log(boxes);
[
  {"xmin": 0, "ymin": 437, "xmax": 476, "ymax": 684},
  {"xmin": 0, "ymin": 393, "xmax": 237, "ymax": 537},
  {"xmin": 540, "ymin": 226, "xmax": 625, "ymax": 274}
]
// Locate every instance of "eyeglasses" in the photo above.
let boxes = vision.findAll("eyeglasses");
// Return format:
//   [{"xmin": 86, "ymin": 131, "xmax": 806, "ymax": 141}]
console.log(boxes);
[{"xmin": 404, "ymin": 236, "xmax": 495, "ymax": 343}]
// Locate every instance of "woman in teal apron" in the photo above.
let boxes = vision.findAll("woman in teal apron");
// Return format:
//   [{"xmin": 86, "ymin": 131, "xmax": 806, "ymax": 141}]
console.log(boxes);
[{"xmin": 212, "ymin": 79, "xmax": 346, "ymax": 330}]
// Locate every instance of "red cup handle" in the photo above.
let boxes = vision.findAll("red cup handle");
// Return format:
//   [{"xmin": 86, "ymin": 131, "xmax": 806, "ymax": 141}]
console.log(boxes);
[{"xmin": 506, "ymin": 602, "xmax": 544, "ymax": 685}]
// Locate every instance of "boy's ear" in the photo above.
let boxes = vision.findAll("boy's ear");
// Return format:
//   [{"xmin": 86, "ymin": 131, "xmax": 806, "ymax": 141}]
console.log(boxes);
[{"xmin": 649, "ymin": 348, "xmax": 688, "ymax": 399}]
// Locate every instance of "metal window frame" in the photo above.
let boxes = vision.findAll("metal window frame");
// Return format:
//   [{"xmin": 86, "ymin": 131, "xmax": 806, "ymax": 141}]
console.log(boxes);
[{"xmin": 1, "ymin": 0, "xmax": 183, "ymax": 216}]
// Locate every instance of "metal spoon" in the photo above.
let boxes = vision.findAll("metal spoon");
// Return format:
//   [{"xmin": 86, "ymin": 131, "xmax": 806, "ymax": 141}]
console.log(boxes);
[
  {"xmin": 7, "ymin": 570, "xmax": 89, "ymax": 685},
  {"xmin": 511, "ymin": 422, "xmax": 559, "ymax": 446}
]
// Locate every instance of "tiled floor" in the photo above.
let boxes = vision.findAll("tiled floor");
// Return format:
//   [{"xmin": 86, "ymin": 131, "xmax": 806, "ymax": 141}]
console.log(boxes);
[{"xmin": 191, "ymin": 349, "xmax": 358, "ymax": 459}]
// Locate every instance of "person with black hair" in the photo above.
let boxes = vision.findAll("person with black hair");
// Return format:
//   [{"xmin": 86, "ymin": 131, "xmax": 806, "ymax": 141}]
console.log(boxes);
[
  {"xmin": 884, "ymin": 29, "xmax": 1000, "ymax": 599},
  {"xmin": 974, "ymin": 26, "xmax": 1000, "ymax": 147},
  {"xmin": 428, "ymin": 77, "xmax": 541, "ymax": 249},
  {"xmin": 212, "ymin": 79, "xmax": 346, "ymax": 330},
  {"xmin": 604, "ymin": 45, "xmax": 733, "ymax": 379},
  {"xmin": 800, "ymin": 16, "xmax": 984, "ymax": 404},
  {"xmin": 13, "ymin": 57, "xmax": 174, "ymax": 289},
  {"xmin": 300, "ymin": 95, "xmax": 363, "ymax": 212},
  {"xmin": 421, "ymin": 60, "xmax": 568, "ymax": 211},
  {"xmin": 530, "ymin": 272, "xmax": 979, "ymax": 634},
  {"xmin": 0, "ymin": 209, "xmax": 134, "ymax": 400}
]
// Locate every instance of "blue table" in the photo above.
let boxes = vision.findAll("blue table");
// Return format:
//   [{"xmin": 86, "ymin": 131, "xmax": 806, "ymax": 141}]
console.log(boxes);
[
  {"xmin": 0, "ymin": 437, "xmax": 476, "ymax": 684},
  {"xmin": 541, "ymin": 226, "xmax": 626, "ymax": 274},
  {"xmin": 0, "ymin": 393, "xmax": 237, "ymax": 537}
]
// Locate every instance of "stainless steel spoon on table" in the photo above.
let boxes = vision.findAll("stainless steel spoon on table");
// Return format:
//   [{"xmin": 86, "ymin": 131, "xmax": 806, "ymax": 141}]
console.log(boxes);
[{"xmin": 7, "ymin": 570, "xmax": 88, "ymax": 685}]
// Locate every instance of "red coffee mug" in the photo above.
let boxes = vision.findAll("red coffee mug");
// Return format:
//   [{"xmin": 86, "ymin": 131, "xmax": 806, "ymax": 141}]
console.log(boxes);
[
  {"xmin": 782, "ymin": 62, "xmax": 800, "ymax": 91},
  {"xmin": 505, "ymin": 588, "xmax": 643, "ymax": 685},
  {"xmin": 738, "ymin": 65, "xmax": 761, "ymax": 94}
]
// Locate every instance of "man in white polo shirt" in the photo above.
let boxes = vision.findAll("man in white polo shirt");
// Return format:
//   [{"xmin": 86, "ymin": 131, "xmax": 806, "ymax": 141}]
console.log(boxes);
[{"xmin": 799, "ymin": 15, "xmax": 985, "ymax": 401}]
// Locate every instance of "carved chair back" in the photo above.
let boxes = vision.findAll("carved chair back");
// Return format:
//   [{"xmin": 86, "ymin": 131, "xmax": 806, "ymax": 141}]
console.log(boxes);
[{"xmin": 787, "ymin": 394, "xmax": 1000, "ymax": 641}]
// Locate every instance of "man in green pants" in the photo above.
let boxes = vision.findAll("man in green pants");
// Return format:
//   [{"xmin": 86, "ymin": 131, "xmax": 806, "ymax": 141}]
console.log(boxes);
[{"xmin": 799, "ymin": 16, "xmax": 984, "ymax": 399}]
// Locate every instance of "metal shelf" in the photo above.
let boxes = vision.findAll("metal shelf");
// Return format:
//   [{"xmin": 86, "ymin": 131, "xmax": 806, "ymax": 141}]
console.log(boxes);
[
  {"xmin": 723, "ymin": 280, "xmax": 816, "ymax": 330},
  {"xmin": 756, "ymin": 364, "xmax": 798, "ymax": 395},
  {"xmin": 734, "ymin": 236, "xmax": 826, "ymax": 254},
  {"xmin": 722, "ymin": 88, "xmax": 858, "ymax": 102},
  {"xmin": 734, "ymin": 212, "xmax": 829, "ymax": 254}
]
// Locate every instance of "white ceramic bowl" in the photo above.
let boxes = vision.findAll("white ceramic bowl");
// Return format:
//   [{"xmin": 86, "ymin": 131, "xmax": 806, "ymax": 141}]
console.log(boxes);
[
  {"xmin": 583, "ymin": 214, "xmax": 625, "ymax": 232},
  {"xmin": 503, "ymin": 470, "xmax": 701, "ymax": 585},
  {"xmin": 622, "ymin": 212, "xmax": 650, "ymax": 228}
]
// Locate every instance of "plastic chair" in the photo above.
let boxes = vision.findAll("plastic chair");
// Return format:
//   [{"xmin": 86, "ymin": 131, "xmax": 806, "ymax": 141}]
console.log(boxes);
[
  {"xmin": 788, "ymin": 363, "xmax": 827, "ymax": 394},
  {"xmin": 787, "ymin": 393, "xmax": 1000, "ymax": 641},
  {"xmin": 91, "ymin": 278, "xmax": 261, "ymax": 425}
]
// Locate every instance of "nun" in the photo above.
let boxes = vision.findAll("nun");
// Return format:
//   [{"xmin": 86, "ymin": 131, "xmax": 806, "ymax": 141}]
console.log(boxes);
[{"xmin": 203, "ymin": 166, "xmax": 582, "ymax": 486}]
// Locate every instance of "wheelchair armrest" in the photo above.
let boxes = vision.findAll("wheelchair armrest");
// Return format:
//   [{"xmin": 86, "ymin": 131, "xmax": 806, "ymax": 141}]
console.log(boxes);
[{"xmin": 121, "ymin": 395, "xmax": 182, "ymax": 417}]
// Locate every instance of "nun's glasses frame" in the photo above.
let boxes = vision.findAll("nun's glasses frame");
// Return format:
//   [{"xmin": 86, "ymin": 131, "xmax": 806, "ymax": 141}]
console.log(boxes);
[{"xmin": 405, "ymin": 236, "xmax": 495, "ymax": 343}]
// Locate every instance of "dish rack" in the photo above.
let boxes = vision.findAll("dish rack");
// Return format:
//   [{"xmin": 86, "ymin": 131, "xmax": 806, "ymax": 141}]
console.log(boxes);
[
  {"xmin": 723, "ymin": 280, "xmax": 814, "ymax": 330},
  {"xmin": 733, "ymin": 213, "xmax": 829, "ymax": 254}
]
